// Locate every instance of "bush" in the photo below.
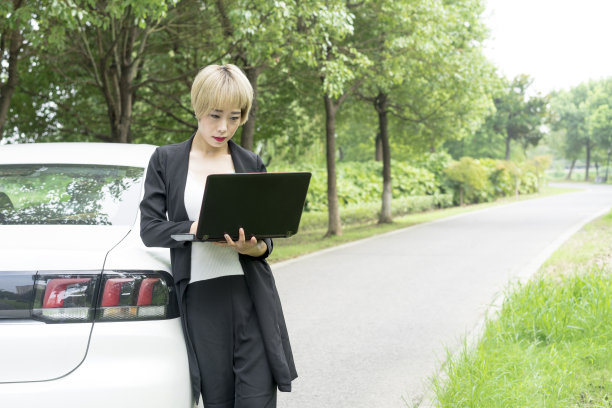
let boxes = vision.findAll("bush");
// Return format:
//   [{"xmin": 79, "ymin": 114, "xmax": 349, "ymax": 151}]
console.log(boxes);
[
  {"xmin": 444, "ymin": 157, "xmax": 490, "ymax": 205},
  {"xmin": 442, "ymin": 157, "xmax": 548, "ymax": 205},
  {"xmin": 415, "ymin": 151, "xmax": 454, "ymax": 193},
  {"xmin": 270, "ymin": 154, "xmax": 545, "ymax": 226},
  {"xmin": 299, "ymin": 194, "xmax": 453, "ymax": 231},
  {"xmin": 269, "ymin": 160, "xmax": 443, "ymax": 212}
]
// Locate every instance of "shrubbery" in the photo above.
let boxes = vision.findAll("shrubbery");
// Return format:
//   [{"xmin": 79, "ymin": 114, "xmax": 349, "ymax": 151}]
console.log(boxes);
[
  {"xmin": 298, "ymin": 194, "xmax": 453, "ymax": 230},
  {"xmin": 270, "ymin": 154, "xmax": 551, "ymax": 219},
  {"xmin": 270, "ymin": 160, "xmax": 444, "ymax": 212},
  {"xmin": 444, "ymin": 156, "xmax": 551, "ymax": 205}
]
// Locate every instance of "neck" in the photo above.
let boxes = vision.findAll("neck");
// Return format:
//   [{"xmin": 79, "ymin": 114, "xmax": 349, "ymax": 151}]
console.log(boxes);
[{"xmin": 192, "ymin": 131, "xmax": 230, "ymax": 157}]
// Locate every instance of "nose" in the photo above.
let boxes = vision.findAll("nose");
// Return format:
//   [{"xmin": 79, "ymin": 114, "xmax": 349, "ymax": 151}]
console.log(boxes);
[{"xmin": 218, "ymin": 119, "xmax": 228, "ymax": 133}]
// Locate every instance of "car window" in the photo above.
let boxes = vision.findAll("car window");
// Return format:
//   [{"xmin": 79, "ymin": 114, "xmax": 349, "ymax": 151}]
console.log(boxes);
[{"xmin": 0, "ymin": 164, "xmax": 143, "ymax": 225}]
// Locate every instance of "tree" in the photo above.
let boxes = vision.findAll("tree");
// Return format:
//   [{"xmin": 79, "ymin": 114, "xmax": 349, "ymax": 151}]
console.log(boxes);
[
  {"xmin": 36, "ymin": 0, "xmax": 178, "ymax": 143},
  {"xmin": 490, "ymin": 75, "xmax": 548, "ymax": 160},
  {"xmin": 550, "ymin": 84, "xmax": 590, "ymax": 180},
  {"xmin": 351, "ymin": 0, "xmax": 425, "ymax": 224},
  {"xmin": 289, "ymin": 0, "xmax": 370, "ymax": 236},
  {"xmin": 0, "ymin": 0, "xmax": 43, "ymax": 141},
  {"xmin": 587, "ymin": 80, "xmax": 612, "ymax": 181},
  {"xmin": 353, "ymin": 0, "xmax": 494, "ymax": 223},
  {"xmin": 211, "ymin": 0, "xmax": 299, "ymax": 151}
]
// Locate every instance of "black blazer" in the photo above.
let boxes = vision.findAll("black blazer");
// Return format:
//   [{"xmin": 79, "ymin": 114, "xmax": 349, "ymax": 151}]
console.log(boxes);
[{"xmin": 139, "ymin": 135, "xmax": 297, "ymax": 400}]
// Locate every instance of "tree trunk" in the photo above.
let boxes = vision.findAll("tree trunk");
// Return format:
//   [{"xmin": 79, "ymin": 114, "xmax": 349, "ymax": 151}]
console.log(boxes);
[
  {"xmin": 241, "ymin": 66, "xmax": 260, "ymax": 151},
  {"xmin": 605, "ymin": 151, "xmax": 611, "ymax": 182},
  {"xmin": 567, "ymin": 159, "xmax": 576, "ymax": 179},
  {"xmin": 505, "ymin": 134, "xmax": 511, "ymax": 160},
  {"xmin": 0, "ymin": 19, "xmax": 24, "ymax": 140},
  {"xmin": 375, "ymin": 132, "xmax": 382, "ymax": 161},
  {"xmin": 324, "ymin": 94, "xmax": 342, "ymax": 236},
  {"xmin": 459, "ymin": 186, "xmax": 464, "ymax": 206},
  {"xmin": 585, "ymin": 142, "xmax": 591, "ymax": 181},
  {"xmin": 91, "ymin": 12, "xmax": 149, "ymax": 143},
  {"xmin": 375, "ymin": 92, "xmax": 392, "ymax": 224},
  {"xmin": 118, "ymin": 53, "xmax": 134, "ymax": 143}
]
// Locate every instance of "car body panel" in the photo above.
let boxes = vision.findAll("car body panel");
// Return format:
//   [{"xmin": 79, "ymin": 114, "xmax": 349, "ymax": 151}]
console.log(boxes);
[
  {"xmin": 0, "ymin": 142, "xmax": 193, "ymax": 406},
  {"xmin": 0, "ymin": 319, "xmax": 192, "ymax": 408},
  {"xmin": 103, "ymin": 228, "xmax": 172, "ymax": 273},
  {"xmin": 0, "ymin": 226, "xmax": 129, "ymax": 270},
  {"xmin": 0, "ymin": 143, "xmax": 157, "ymax": 168},
  {"xmin": 0, "ymin": 321, "xmax": 92, "ymax": 383},
  {"xmin": 0, "ymin": 226, "xmax": 129, "ymax": 382}
]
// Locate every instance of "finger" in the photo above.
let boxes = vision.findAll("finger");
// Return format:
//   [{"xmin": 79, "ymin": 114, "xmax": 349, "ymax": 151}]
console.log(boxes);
[
  {"xmin": 224, "ymin": 234, "xmax": 234, "ymax": 245},
  {"xmin": 238, "ymin": 228, "xmax": 246, "ymax": 243}
]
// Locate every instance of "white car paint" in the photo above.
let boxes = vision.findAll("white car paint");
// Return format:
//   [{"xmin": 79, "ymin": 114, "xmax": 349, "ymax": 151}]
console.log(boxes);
[
  {"xmin": 0, "ymin": 142, "xmax": 157, "ymax": 168},
  {"xmin": 0, "ymin": 225, "xmax": 130, "ymax": 270},
  {"xmin": 0, "ymin": 143, "xmax": 193, "ymax": 408},
  {"xmin": 0, "ymin": 319, "xmax": 192, "ymax": 408}
]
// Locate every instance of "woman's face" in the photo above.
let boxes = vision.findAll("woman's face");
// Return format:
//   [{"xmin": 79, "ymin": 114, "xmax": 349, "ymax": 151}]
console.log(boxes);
[{"xmin": 196, "ymin": 107, "xmax": 242, "ymax": 151}]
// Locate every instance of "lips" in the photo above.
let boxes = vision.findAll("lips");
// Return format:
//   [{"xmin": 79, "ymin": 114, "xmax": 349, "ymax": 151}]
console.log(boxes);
[{"xmin": 213, "ymin": 137, "xmax": 226, "ymax": 142}]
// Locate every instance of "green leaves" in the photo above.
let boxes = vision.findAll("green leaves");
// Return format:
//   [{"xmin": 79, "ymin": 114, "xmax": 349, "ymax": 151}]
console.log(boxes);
[
  {"xmin": 270, "ymin": 160, "xmax": 442, "ymax": 212},
  {"xmin": 550, "ymin": 78, "xmax": 612, "ymax": 179}
]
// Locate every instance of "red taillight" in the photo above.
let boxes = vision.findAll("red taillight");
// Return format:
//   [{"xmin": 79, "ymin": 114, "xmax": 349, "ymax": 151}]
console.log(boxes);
[
  {"xmin": 33, "ymin": 274, "xmax": 98, "ymax": 322},
  {"xmin": 96, "ymin": 272, "xmax": 170, "ymax": 321},
  {"xmin": 137, "ymin": 278, "xmax": 161, "ymax": 306},
  {"xmin": 31, "ymin": 271, "xmax": 177, "ymax": 323},
  {"xmin": 101, "ymin": 278, "xmax": 135, "ymax": 307},
  {"xmin": 43, "ymin": 278, "xmax": 92, "ymax": 308}
]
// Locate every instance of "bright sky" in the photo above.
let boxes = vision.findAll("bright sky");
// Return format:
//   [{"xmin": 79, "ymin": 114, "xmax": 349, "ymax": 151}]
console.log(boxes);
[{"xmin": 483, "ymin": 0, "xmax": 612, "ymax": 95}]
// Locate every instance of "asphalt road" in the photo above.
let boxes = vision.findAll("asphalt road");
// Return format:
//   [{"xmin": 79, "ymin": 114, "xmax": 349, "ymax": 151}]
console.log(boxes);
[{"xmin": 273, "ymin": 183, "xmax": 612, "ymax": 408}]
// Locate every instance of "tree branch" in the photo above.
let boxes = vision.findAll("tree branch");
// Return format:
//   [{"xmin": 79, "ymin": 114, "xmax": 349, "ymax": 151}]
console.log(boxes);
[
  {"xmin": 149, "ymin": 124, "xmax": 197, "ymax": 133},
  {"xmin": 139, "ymin": 94, "xmax": 195, "ymax": 128}
]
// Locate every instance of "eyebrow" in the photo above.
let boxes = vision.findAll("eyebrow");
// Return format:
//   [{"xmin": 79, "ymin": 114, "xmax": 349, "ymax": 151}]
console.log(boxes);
[{"xmin": 213, "ymin": 109, "xmax": 241, "ymax": 115}]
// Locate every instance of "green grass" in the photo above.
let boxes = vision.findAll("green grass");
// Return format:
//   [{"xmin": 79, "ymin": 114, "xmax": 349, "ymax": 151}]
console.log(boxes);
[
  {"xmin": 540, "ymin": 210, "xmax": 612, "ymax": 278},
  {"xmin": 268, "ymin": 186, "xmax": 579, "ymax": 263},
  {"xmin": 431, "ymin": 210, "xmax": 612, "ymax": 408}
]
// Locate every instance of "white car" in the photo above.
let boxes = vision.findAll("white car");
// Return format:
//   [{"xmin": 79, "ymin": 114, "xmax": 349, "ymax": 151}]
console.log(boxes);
[{"xmin": 0, "ymin": 143, "xmax": 192, "ymax": 408}]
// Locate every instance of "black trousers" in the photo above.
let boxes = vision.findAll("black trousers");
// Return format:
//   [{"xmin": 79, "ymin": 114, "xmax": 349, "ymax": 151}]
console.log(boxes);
[{"xmin": 185, "ymin": 276, "xmax": 277, "ymax": 408}]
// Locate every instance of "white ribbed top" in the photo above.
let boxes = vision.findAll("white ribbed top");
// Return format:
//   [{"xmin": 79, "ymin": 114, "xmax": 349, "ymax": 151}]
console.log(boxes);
[{"xmin": 184, "ymin": 171, "xmax": 243, "ymax": 284}]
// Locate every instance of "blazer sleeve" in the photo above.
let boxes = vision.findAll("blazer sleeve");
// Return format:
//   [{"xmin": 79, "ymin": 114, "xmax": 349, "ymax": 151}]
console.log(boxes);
[
  {"xmin": 139, "ymin": 147, "xmax": 192, "ymax": 248},
  {"xmin": 257, "ymin": 155, "xmax": 274, "ymax": 259}
]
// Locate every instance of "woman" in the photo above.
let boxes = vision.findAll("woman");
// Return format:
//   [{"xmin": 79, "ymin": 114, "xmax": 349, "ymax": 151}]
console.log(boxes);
[{"xmin": 140, "ymin": 64, "xmax": 297, "ymax": 408}]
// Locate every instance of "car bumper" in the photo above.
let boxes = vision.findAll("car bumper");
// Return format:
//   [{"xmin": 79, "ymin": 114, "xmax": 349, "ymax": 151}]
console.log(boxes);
[{"xmin": 0, "ymin": 318, "xmax": 193, "ymax": 408}]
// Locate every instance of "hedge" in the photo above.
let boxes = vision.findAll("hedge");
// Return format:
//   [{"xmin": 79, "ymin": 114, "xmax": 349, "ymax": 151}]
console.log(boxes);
[{"xmin": 298, "ymin": 194, "xmax": 453, "ymax": 231}]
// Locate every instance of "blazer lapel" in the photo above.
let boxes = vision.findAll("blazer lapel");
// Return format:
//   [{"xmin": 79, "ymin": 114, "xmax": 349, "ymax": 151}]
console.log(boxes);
[
  {"xmin": 228, "ymin": 139, "xmax": 249, "ymax": 173},
  {"xmin": 174, "ymin": 134, "xmax": 195, "ymax": 221}
]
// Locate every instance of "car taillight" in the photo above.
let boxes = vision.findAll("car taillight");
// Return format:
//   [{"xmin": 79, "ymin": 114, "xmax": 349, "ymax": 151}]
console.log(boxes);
[
  {"xmin": 31, "ymin": 271, "xmax": 178, "ymax": 323},
  {"xmin": 32, "ymin": 274, "xmax": 99, "ymax": 322},
  {"xmin": 96, "ymin": 272, "xmax": 173, "ymax": 321}
]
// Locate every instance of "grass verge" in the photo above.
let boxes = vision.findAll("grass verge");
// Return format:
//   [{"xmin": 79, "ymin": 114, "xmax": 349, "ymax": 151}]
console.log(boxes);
[
  {"xmin": 268, "ymin": 186, "xmax": 578, "ymax": 264},
  {"xmin": 431, "ymin": 210, "xmax": 612, "ymax": 408}
]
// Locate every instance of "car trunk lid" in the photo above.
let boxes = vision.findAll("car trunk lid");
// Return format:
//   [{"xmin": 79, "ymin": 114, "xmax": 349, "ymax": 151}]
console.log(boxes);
[{"xmin": 0, "ymin": 226, "xmax": 129, "ymax": 383}]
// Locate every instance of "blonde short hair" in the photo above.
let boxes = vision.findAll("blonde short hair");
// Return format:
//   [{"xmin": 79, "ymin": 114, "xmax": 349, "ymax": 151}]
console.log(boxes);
[{"xmin": 191, "ymin": 64, "xmax": 253, "ymax": 125}]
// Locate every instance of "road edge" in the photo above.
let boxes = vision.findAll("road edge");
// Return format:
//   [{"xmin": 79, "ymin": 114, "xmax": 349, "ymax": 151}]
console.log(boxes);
[{"xmin": 415, "ymin": 202, "xmax": 612, "ymax": 408}]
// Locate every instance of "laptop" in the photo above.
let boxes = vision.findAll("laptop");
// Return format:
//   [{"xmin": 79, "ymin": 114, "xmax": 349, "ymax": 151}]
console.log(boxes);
[{"xmin": 171, "ymin": 172, "xmax": 311, "ymax": 242}]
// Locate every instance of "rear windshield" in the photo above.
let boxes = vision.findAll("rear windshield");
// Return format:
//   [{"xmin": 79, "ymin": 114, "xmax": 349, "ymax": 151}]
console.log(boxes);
[{"xmin": 0, "ymin": 164, "xmax": 143, "ymax": 225}]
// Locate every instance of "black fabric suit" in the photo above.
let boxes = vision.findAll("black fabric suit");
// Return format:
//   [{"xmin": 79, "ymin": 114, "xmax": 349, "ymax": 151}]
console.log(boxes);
[{"xmin": 139, "ymin": 135, "xmax": 297, "ymax": 402}]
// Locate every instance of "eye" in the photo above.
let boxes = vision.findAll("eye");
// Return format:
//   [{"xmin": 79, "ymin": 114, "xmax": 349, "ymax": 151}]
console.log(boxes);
[
  {"xmin": 231, "ymin": 116, "xmax": 240, "ymax": 121},
  {"xmin": 210, "ymin": 114, "xmax": 220, "ymax": 119}
]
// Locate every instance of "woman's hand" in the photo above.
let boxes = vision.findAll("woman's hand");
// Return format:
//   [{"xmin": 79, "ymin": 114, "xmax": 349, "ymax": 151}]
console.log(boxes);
[
  {"xmin": 189, "ymin": 220, "xmax": 198, "ymax": 234},
  {"xmin": 214, "ymin": 227, "xmax": 267, "ymax": 257}
]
